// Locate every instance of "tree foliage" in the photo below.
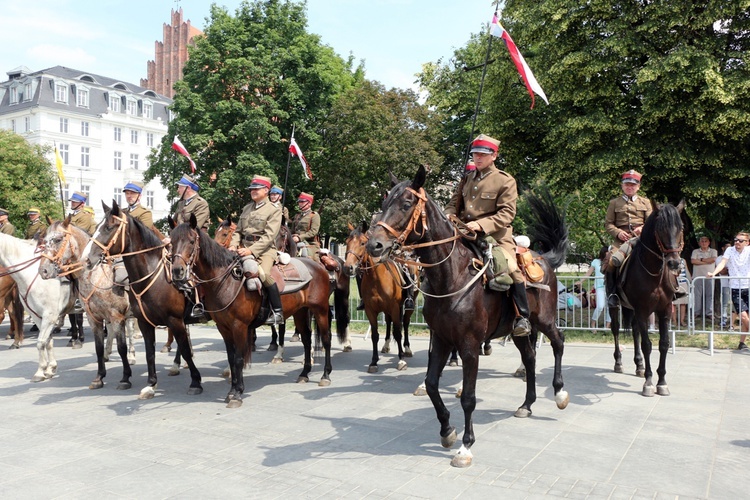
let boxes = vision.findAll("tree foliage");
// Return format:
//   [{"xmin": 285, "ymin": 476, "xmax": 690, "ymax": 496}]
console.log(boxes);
[{"xmin": 0, "ymin": 130, "xmax": 63, "ymax": 233}]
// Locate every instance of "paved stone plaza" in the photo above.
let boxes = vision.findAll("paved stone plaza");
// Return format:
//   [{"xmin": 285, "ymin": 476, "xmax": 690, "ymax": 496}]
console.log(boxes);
[{"xmin": 0, "ymin": 324, "xmax": 747, "ymax": 499}]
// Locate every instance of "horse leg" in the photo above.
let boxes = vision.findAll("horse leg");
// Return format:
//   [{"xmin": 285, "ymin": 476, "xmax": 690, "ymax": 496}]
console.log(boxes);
[
  {"xmin": 636, "ymin": 317, "xmax": 655, "ymax": 396},
  {"xmin": 112, "ymin": 322, "xmax": 132, "ymax": 390},
  {"xmin": 73, "ymin": 312, "xmax": 84, "ymax": 348},
  {"xmin": 512, "ymin": 333, "xmax": 537, "ymax": 417},
  {"xmin": 138, "ymin": 322, "xmax": 158, "ymax": 399},
  {"xmin": 315, "ymin": 309, "xmax": 333, "ymax": 387},
  {"xmin": 403, "ymin": 310, "xmax": 413, "ymax": 357},
  {"xmin": 381, "ymin": 317, "xmax": 391, "ymax": 354},
  {"xmin": 543, "ymin": 324, "xmax": 569, "ymax": 410},
  {"xmin": 9, "ymin": 291, "xmax": 24, "ymax": 347},
  {"xmin": 452, "ymin": 339, "xmax": 484, "ymax": 468},
  {"xmin": 223, "ymin": 341, "xmax": 243, "ymax": 408},
  {"xmin": 610, "ymin": 305, "xmax": 623, "ymax": 373},
  {"xmin": 125, "ymin": 317, "xmax": 137, "ymax": 365},
  {"xmin": 90, "ymin": 320, "xmax": 107, "ymax": 389},
  {"xmin": 392, "ymin": 318, "xmax": 407, "ymax": 371},
  {"xmin": 482, "ymin": 339, "xmax": 492, "ymax": 356},
  {"xmin": 296, "ymin": 311, "xmax": 313, "ymax": 383},
  {"xmin": 424, "ymin": 335, "xmax": 457, "ymax": 449},
  {"xmin": 103, "ymin": 322, "xmax": 113, "ymax": 361},
  {"xmin": 32, "ymin": 323, "xmax": 54, "ymax": 381},
  {"xmin": 367, "ymin": 312, "xmax": 380, "ymax": 373},
  {"xmin": 655, "ymin": 312, "xmax": 671, "ymax": 396},
  {"xmin": 631, "ymin": 313, "xmax": 645, "ymax": 377},
  {"xmin": 268, "ymin": 325, "xmax": 279, "ymax": 351},
  {"xmin": 172, "ymin": 325, "xmax": 202, "ymax": 395},
  {"xmin": 169, "ymin": 343, "xmax": 182, "ymax": 376},
  {"xmin": 271, "ymin": 324, "xmax": 285, "ymax": 364},
  {"xmin": 161, "ymin": 328, "xmax": 173, "ymax": 353},
  {"xmin": 448, "ymin": 348, "xmax": 459, "ymax": 367}
]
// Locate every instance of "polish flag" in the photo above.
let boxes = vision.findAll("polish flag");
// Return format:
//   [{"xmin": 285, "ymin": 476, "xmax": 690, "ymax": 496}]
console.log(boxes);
[{"xmin": 172, "ymin": 135, "xmax": 196, "ymax": 173}]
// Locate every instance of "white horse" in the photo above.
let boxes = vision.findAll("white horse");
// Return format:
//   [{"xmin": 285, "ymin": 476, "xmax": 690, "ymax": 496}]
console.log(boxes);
[{"xmin": 0, "ymin": 233, "xmax": 75, "ymax": 381}]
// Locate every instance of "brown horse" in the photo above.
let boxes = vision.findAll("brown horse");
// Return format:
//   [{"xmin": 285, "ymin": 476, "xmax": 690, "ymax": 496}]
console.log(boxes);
[
  {"xmin": 344, "ymin": 220, "xmax": 415, "ymax": 372},
  {"xmin": 1, "ymin": 275, "xmax": 24, "ymax": 348},
  {"xmin": 366, "ymin": 167, "xmax": 568, "ymax": 467},
  {"xmin": 39, "ymin": 218, "xmax": 136, "ymax": 389},
  {"xmin": 82, "ymin": 201, "xmax": 203, "ymax": 400},
  {"xmin": 607, "ymin": 202, "xmax": 684, "ymax": 396},
  {"xmin": 170, "ymin": 214, "xmax": 336, "ymax": 405}
]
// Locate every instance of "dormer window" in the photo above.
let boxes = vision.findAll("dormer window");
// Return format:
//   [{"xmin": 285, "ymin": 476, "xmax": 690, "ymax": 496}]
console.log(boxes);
[
  {"xmin": 23, "ymin": 83, "xmax": 32, "ymax": 101},
  {"xmin": 126, "ymin": 98, "xmax": 137, "ymax": 116},
  {"xmin": 77, "ymin": 86, "xmax": 89, "ymax": 108},
  {"xmin": 143, "ymin": 101, "xmax": 153, "ymax": 119},
  {"xmin": 55, "ymin": 82, "xmax": 68, "ymax": 103},
  {"xmin": 9, "ymin": 86, "xmax": 18, "ymax": 104},
  {"xmin": 109, "ymin": 93, "xmax": 121, "ymax": 112}
]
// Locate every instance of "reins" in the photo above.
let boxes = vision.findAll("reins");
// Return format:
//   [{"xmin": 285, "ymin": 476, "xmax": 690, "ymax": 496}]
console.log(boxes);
[{"xmin": 39, "ymin": 226, "xmax": 84, "ymax": 278}]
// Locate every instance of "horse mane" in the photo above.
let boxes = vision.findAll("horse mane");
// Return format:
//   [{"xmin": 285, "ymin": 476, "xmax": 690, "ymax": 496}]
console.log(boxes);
[
  {"xmin": 171, "ymin": 223, "xmax": 236, "ymax": 268},
  {"xmin": 638, "ymin": 203, "xmax": 682, "ymax": 251},
  {"xmin": 129, "ymin": 215, "xmax": 163, "ymax": 249}
]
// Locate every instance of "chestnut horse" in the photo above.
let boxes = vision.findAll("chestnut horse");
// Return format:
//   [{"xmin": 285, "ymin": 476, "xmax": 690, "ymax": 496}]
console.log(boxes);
[
  {"xmin": 1, "ymin": 275, "xmax": 24, "ymax": 348},
  {"xmin": 170, "ymin": 214, "xmax": 336, "ymax": 404},
  {"xmin": 607, "ymin": 202, "xmax": 684, "ymax": 397},
  {"xmin": 366, "ymin": 167, "xmax": 569, "ymax": 467},
  {"xmin": 344, "ymin": 220, "xmax": 415, "ymax": 372},
  {"xmin": 82, "ymin": 201, "xmax": 203, "ymax": 400}
]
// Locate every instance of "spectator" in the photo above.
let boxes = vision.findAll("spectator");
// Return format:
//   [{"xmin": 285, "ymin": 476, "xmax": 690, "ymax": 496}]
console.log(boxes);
[
  {"xmin": 708, "ymin": 233, "xmax": 750, "ymax": 350},
  {"xmin": 718, "ymin": 242, "xmax": 734, "ymax": 329},
  {"xmin": 576, "ymin": 246, "xmax": 611, "ymax": 328},
  {"xmin": 672, "ymin": 258, "xmax": 691, "ymax": 327},
  {"xmin": 691, "ymin": 234, "xmax": 717, "ymax": 321}
]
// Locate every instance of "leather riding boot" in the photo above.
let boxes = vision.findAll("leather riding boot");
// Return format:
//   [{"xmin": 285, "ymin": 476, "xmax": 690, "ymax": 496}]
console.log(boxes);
[
  {"xmin": 510, "ymin": 283, "xmax": 531, "ymax": 337},
  {"xmin": 605, "ymin": 269, "xmax": 619, "ymax": 308},
  {"xmin": 356, "ymin": 275, "xmax": 365, "ymax": 310},
  {"xmin": 265, "ymin": 283, "xmax": 284, "ymax": 325},
  {"xmin": 403, "ymin": 286, "xmax": 415, "ymax": 311}
]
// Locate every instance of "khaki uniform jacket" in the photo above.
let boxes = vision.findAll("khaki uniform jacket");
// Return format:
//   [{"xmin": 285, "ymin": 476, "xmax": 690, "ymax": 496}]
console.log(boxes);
[
  {"xmin": 124, "ymin": 204, "xmax": 154, "ymax": 230},
  {"xmin": 25, "ymin": 219, "xmax": 48, "ymax": 239},
  {"xmin": 292, "ymin": 210, "xmax": 320, "ymax": 245},
  {"xmin": 231, "ymin": 200, "xmax": 282, "ymax": 280},
  {"xmin": 273, "ymin": 202, "xmax": 289, "ymax": 223},
  {"xmin": 444, "ymin": 164, "xmax": 518, "ymax": 252},
  {"xmin": 0, "ymin": 222, "xmax": 16, "ymax": 236},
  {"xmin": 174, "ymin": 195, "xmax": 210, "ymax": 232},
  {"xmin": 70, "ymin": 211, "xmax": 96, "ymax": 236},
  {"xmin": 605, "ymin": 195, "xmax": 652, "ymax": 248}
]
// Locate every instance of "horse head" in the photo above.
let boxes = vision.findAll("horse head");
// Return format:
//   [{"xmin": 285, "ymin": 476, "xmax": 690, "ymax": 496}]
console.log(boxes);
[
  {"xmin": 171, "ymin": 213, "xmax": 200, "ymax": 284},
  {"xmin": 214, "ymin": 215, "xmax": 236, "ymax": 248},
  {"xmin": 641, "ymin": 202, "xmax": 684, "ymax": 273},
  {"xmin": 366, "ymin": 166, "xmax": 428, "ymax": 260},
  {"xmin": 83, "ymin": 200, "xmax": 128, "ymax": 269},
  {"xmin": 344, "ymin": 220, "xmax": 369, "ymax": 277},
  {"xmin": 39, "ymin": 216, "xmax": 87, "ymax": 279}
]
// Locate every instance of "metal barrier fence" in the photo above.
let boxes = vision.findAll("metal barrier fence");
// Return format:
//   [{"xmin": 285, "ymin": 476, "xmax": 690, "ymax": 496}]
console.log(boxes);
[{"xmin": 344, "ymin": 275, "xmax": 748, "ymax": 356}]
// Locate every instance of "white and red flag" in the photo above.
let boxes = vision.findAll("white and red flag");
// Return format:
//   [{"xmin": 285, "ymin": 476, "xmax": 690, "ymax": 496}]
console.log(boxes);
[
  {"xmin": 172, "ymin": 135, "xmax": 196, "ymax": 173},
  {"xmin": 490, "ymin": 13, "xmax": 548, "ymax": 109},
  {"xmin": 289, "ymin": 137, "xmax": 313, "ymax": 180}
]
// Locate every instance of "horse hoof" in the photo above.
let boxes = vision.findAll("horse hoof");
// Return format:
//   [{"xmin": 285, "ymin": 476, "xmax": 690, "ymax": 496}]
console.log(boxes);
[
  {"xmin": 103, "ymin": 355, "xmax": 110, "ymax": 362},
  {"xmin": 455, "ymin": 388, "xmax": 462, "ymax": 398},
  {"xmin": 139, "ymin": 387, "xmax": 155, "ymax": 400},
  {"xmin": 367, "ymin": 365, "xmax": 378, "ymax": 373},
  {"xmin": 128, "ymin": 357, "xmax": 136, "ymax": 366},
  {"xmin": 271, "ymin": 357, "xmax": 283, "ymax": 364},
  {"xmin": 72, "ymin": 340, "xmax": 82, "ymax": 349},
  {"xmin": 267, "ymin": 344, "xmax": 278, "ymax": 352},
  {"xmin": 404, "ymin": 347, "xmax": 412, "ymax": 357},
  {"xmin": 450, "ymin": 445, "xmax": 473, "ymax": 468},
  {"xmin": 514, "ymin": 407, "xmax": 532, "ymax": 418},
  {"xmin": 296, "ymin": 376, "xmax": 309, "ymax": 384},
  {"xmin": 342, "ymin": 345, "xmax": 352, "ymax": 353},
  {"xmin": 636, "ymin": 369, "xmax": 645, "ymax": 378},
  {"xmin": 4, "ymin": 334, "xmax": 10, "ymax": 340},
  {"xmin": 117, "ymin": 382, "xmax": 132, "ymax": 390},
  {"xmin": 513, "ymin": 368, "xmax": 526, "ymax": 378},
  {"xmin": 89, "ymin": 381, "xmax": 104, "ymax": 390},
  {"xmin": 448, "ymin": 360, "xmax": 458, "ymax": 367},
  {"xmin": 187, "ymin": 386, "xmax": 203, "ymax": 396},
  {"xmin": 656, "ymin": 385, "xmax": 670, "ymax": 396},
  {"xmin": 9, "ymin": 343, "xmax": 20, "ymax": 350},
  {"xmin": 555, "ymin": 390, "xmax": 570, "ymax": 409},
  {"xmin": 413, "ymin": 385, "xmax": 427, "ymax": 396},
  {"xmin": 381, "ymin": 346, "xmax": 390, "ymax": 354},
  {"xmin": 31, "ymin": 374, "xmax": 45, "ymax": 383},
  {"xmin": 440, "ymin": 428, "xmax": 457, "ymax": 448},
  {"xmin": 160, "ymin": 345, "xmax": 171, "ymax": 353},
  {"xmin": 397, "ymin": 360, "xmax": 407, "ymax": 371},
  {"xmin": 226, "ymin": 399, "xmax": 242, "ymax": 409},
  {"xmin": 482, "ymin": 346, "xmax": 492, "ymax": 356},
  {"xmin": 291, "ymin": 334, "xmax": 300, "ymax": 342},
  {"xmin": 318, "ymin": 378, "xmax": 331, "ymax": 387},
  {"xmin": 642, "ymin": 384, "xmax": 655, "ymax": 397},
  {"xmin": 614, "ymin": 364, "xmax": 623, "ymax": 374}
]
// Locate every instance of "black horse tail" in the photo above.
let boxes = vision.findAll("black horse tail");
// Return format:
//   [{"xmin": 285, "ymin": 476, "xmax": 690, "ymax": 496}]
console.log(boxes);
[
  {"xmin": 333, "ymin": 287, "xmax": 350, "ymax": 344},
  {"xmin": 525, "ymin": 187, "xmax": 569, "ymax": 270}
]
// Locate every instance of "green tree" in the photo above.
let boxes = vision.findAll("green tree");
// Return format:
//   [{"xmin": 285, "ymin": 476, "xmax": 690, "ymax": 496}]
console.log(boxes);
[
  {"xmin": 0, "ymin": 130, "xmax": 63, "ymax": 234},
  {"xmin": 317, "ymin": 80, "xmax": 444, "ymax": 240},
  {"xmin": 145, "ymin": 0, "xmax": 357, "ymax": 228}
]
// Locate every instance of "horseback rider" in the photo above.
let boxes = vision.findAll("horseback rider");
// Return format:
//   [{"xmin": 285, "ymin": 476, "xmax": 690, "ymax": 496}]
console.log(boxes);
[
  {"xmin": 230, "ymin": 175, "xmax": 284, "ymax": 325},
  {"xmin": 269, "ymin": 186, "xmax": 289, "ymax": 221},
  {"xmin": 173, "ymin": 174, "xmax": 210, "ymax": 232},
  {"xmin": 0, "ymin": 208, "xmax": 16, "ymax": 236},
  {"xmin": 604, "ymin": 170, "xmax": 653, "ymax": 307},
  {"xmin": 291, "ymin": 192, "xmax": 321, "ymax": 262},
  {"xmin": 444, "ymin": 134, "xmax": 531, "ymax": 337},
  {"xmin": 25, "ymin": 207, "xmax": 47, "ymax": 240},
  {"xmin": 68, "ymin": 192, "xmax": 96, "ymax": 236},
  {"xmin": 122, "ymin": 181, "xmax": 155, "ymax": 230}
]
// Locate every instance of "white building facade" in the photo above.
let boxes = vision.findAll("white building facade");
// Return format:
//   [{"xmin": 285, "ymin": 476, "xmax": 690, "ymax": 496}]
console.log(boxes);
[{"xmin": 0, "ymin": 65, "xmax": 173, "ymax": 222}]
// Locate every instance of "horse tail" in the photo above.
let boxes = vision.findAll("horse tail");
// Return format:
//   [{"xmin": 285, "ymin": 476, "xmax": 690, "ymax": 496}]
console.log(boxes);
[
  {"xmin": 333, "ymin": 286, "xmax": 350, "ymax": 344},
  {"xmin": 525, "ymin": 186, "xmax": 569, "ymax": 269}
]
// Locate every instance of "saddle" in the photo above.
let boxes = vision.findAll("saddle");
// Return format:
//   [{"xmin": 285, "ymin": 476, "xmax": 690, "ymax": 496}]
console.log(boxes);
[
  {"xmin": 270, "ymin": 258, "xmax": 313, "ymax": 294},
  {"xmin": 516, "ymin": 247, "xmax": 545, "ymax": 283}
]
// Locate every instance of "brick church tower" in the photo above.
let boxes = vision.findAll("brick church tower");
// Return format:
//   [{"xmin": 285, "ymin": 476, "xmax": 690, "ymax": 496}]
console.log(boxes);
[{"xmin": 141, "ymin": 8, "xmax": 202, "ymax": 98}]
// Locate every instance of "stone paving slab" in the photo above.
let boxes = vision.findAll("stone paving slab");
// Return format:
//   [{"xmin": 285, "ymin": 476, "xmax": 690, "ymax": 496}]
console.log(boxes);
[{"xmin": 0, "ymin": 323, "xmax": 748, "ymax": 499}]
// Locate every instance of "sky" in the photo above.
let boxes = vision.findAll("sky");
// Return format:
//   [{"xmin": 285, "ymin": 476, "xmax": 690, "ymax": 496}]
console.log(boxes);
[{"xmin": 0, "ymin": 0, "xmax": 500, "ymax": 93}]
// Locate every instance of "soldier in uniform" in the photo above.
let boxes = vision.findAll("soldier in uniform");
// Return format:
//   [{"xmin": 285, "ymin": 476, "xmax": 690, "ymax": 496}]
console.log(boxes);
[
  {"xmin": 291, "ymin": 192, "xmax": 321, "ymax": 262},
  {"xmin": 0, "ymin": 208, "xmax": 16, "ymax": 236},
  {"xmin": 269, "ymin": 186, "xmax": 289, "ymax": 221},
  {"xmin": 69, "ymin": 192, "xmax": 96, "ymax": 235},
  {"xmin": 173, "ymin": 174, "xmax": 210, "ymax": 232},
  {"xmin": 122, "ymin": 181, "xmax": 154, "ymax": 230},
  {"xmin": 230, "ymin": 175, "xmax": 284, "ymax": 324},
  {"xmin": 25, "ymin": 207, "xmax": 47, "ymax": 240},
  {"xmin": 604, "ymin": 170, "xmax": 653, "ymax": 307},
  {"xmin": 444, "ymin": 134, "xmax": 531, "ymax": 337}
]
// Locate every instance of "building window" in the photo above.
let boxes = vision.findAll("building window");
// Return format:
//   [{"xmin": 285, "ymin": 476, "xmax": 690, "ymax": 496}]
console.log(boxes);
[
  {"xmin": 114, "ymin": 127, "xmax": 121, "ymax": 142},
  {"xmin": 9, "ymin": 86, "xmax": 18, "ymax": 104},
  {"xmin": 129, "ymin": 153, "xmax": 139, "ymax": 169},
  {"xmin": 146, "ymin": 133, "xmax": 154, "ymax": 147},
  {"xmin": 114, "ymin": 151, "xmax": 122, "ymax": 171},
  {"xmin": 130, "ymin": 129, "xmax": 138, "ymax": 144},
  {"xmin": 82, "ymin": 185, "xmax": 91, "ymax": 200},
  {"xmin": 81, "ymin": 121, "xmax": 89, "ymax": 137},
  {"xmin": 60, "ymin": 117, "xmax": 68, "ymax": 133},
  {"xmin": 24, "ymin": 83, "xmax": 32, "ymax": 101},
  {"xmin": 77, "ymin": 88, "xmax": 89, "ymax": 108},
  {"xmin": 126, "ymin": 99, "xmax": 137, "ymax": 116},
  {"xmin": 143, "ymin": 102, "xmax": 153, "ymax": 119},
  {"xmin": 114, "ymin": 188, "xmax": 122, "ymax": 206},
  {"xmin": 63, "ymin": 183, "xmax": 70, "ymax": 202},
  {"xmin": 60, "ymin": 144, "xmax": 69, "ymax": 164},
  {"xmin": 109, "ymin": 95, "xmax": 121, "ymax": 113},
  {"xmin": 10, "ymin": 119, "xmax": 15, "ymax": 132},
  {"xmin": 81, "ymin": 147, "xmax": 90, "ymax": 167},
  {"xmin": 55, "ymin": 83, "xmax": 67, "ymax": 103},
  {"xmin": 146, "ymin": 190, "xmax": 154, "ymax": 209},
  {"xmin": 24, "ymin": 116, "xmax": 30, "ymax": 132}
]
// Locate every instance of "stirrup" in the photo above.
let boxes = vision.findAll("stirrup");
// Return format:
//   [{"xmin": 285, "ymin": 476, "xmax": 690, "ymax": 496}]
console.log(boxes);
[
  {"xmin": 265, "ymin": 309, "xmax": 284, "ymax": 325},
  {"xmin": 512, "ymin": 317, "xmax": 531, "ymax": 337},
  {"xmin": 191, "ymin": 303, "xmax": 205, "ymax": 318},
  {"xmin": 607, "ymin": 294, "xmax": 620, "ymax": 308},
  {"xmin": 403, "ymin": 297, "xmax": 415, "ymax": 311},
  {"xmin": 356, "ymin": 299, "xmax": 365, "ymax": 311}
]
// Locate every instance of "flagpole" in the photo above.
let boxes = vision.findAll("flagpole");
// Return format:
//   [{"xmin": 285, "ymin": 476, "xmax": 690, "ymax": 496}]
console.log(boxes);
[
  {"xmin": 54, "ymin": 142, "xmax": 66, "ymax": 216},
  {"xmin": 282, "ymin": 125, "xmax": 295, "ymax": 207}
]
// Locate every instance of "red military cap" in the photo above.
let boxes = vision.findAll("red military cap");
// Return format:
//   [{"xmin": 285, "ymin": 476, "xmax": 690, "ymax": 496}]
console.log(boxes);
[
  {"xmin": 621, "ymin": 170, "xmax": 642, "ymax": 184},
  {"xmin": 470, "ymin": 134, "xmax": 500, "ymax": 154},
  {"xmin": 248, "ymin": 175, "xmax": 272, "ymax": 190},
  {"xmin": 298, "ymin": 192, "xmax": 314, "ymax": 203}
]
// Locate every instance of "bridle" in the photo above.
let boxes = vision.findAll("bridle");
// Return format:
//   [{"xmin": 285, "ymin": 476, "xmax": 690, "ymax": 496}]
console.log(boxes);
[
  {"xmin": 216, "ymin": 223, "xmax": 236, "ymax": 248},
  {"xmin": 40, "ymin": 226, "xmax": 83, "ymax": 278},
  {"xmin": 90, "ymin": 213, "xmax": 169, "ymax": 263},
  {"xmin": 639, "ymin": 227, "xmax": 684, "ymax": 284}
]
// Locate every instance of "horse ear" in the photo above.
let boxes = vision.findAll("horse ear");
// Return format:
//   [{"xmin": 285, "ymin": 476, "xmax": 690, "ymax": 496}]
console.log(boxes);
[
  {"xmin": 167, "ymin": 215, "xmax": 176, "ymax": 229},
  {"xmin": 217, "ymin": 216, "xmax": 224, "ymax": 224},
  {"xmin": 45, "ymin": 215, "xmax": 54, "ymax": 225},
  {"xmin": 650, "ymin": 199, "xmax": 659, "ymax": 213},
  {"xmin": 347, "ymin": 221, "xmax": 354, "ymax": 231},
  {"xmin": 189, "ymin": 213, "xmax": 198, "ymax": 230},
  {"xmin": 63, "ymin": 214, "xmax": 72, "ymax": 227},
  {"xmin": 101, "ymin": 200, "xmax": 111, "ymax": 213},
  {"xmin": 389, "ymin": 171, "xmax": 400, "ymax": 187},
  {"xmin": 227, "ymin": 214, "xmax": 233, "ymax": 225},
  {"xmin": 411, "ymin": 165, "xmax": 426, "ymax": 190},
  {"xmin": 111, "ymin": 200, "xmax": 121, "ymax": 216},
  {"xmin": 362, "ymin": 220, "xmax": 369, "ymax": 233},
  {"xmin": 676, "ymin": 199, "xmax": 685, "ymax": 214}
]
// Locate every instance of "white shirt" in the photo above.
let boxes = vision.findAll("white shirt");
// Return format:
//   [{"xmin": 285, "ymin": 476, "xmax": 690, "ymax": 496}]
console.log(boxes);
[{"xmin": 719, "ymin": 246, "xmax": 750, "ymax": 289}]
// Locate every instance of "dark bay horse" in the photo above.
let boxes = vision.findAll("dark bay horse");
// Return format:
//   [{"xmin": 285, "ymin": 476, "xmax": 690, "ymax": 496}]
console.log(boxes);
[
  {"xmin": 82, "ymin": 201, "xmax": 203, "ymax": 400},
  {"xmin": 608, "ymin": 202, "xmax": 684, "ymax": 397},
  {"xmin": 365, "ymin": 166, "xmax": 569, "ymax": 467},
  {"xmin": 1, "ymin": 275, "xmax": 24, "ymax": 348},
  {"xmin": 344, "ymin": 220, "xmax": 415, "ymax": 372},
  {"xmin": 170, "ymin": 214, "xmax": 336, "ymax": 402}
]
